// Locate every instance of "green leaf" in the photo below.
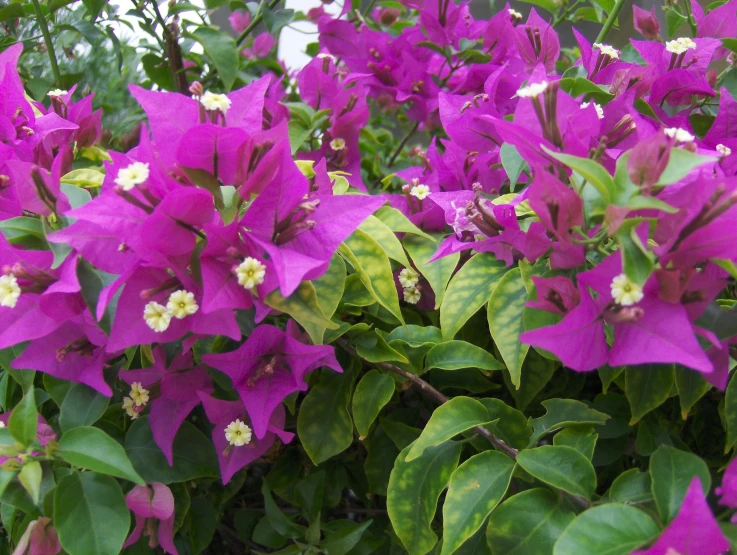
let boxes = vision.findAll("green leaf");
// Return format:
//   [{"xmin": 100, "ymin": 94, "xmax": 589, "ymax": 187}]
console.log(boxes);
[
  {"xmin": 441, "ymin": 451, "xmax": 515, "ymax": 555},
  {"xmin": 610, "ymin": 469, "xmax": 653, "ymax": 504},
  {"xmin": 425, "ymin": 340, "xmax": 504, "ymax": 371},
  {"xmin": 340, "ymin": 229, "xmax": 404, "ymax": 324},
  {"xmin": 387, "ymin": 441, "xmax": 462, "ymax": 555},
  {"xmin": 265, "ymin": 281, "xmax": 339, "ymax": 331},
  {"xmin": 54, "ymin": 472, "xmax": 130, "ymax": 555},
  {"xmin": 0, "ymin": 3, "xmax": 24, "ymax": 21},
  {"xmin": 553, "ymin": 426, "xmax": 598, "ymax": 460},
  {"xmin": 665, "ymin": 6, "xmax": 687, "ymax": 37},
  {"xmin": 516, "ymin": 445, "xmax": 596, "ymax": 499},
  {"xmin": 404, "ymin": 234, "xmax": 459, "ymax": 309},
  {"xmin": 543, "ymin": 146, "xmax": 615, "ymax": 203},
  {"xmin": 517, "ymin": 0, "xmax": 559, "ymax": 14},
  {"xmin": 625, "ymin": 364, "xmax": 674, "ymax": 424},
  {"xmin": 406, "ymin": 397, "xmax": 491, "ymax": 462},
  {"xmin": 0, "ymin": 217, "xmax": 47, "ymax": 249},
  {"xmin": 359, "ymin": 215, "xmax": 411, "ymax": 267},
  {"xmin": 18, "ymin": 461, "xmax": 42, "ymax": 504},
  {"xmin": 262, "ymin": 5, "xmax": 295, "ymax": 35},
  {"xmin": 553, "ymin": 505, "xmax": 659, "ymax": 555},
  {"xmin": 375, "ymin": 206, "xmax": 434, "ymax": 241},
  {"xmin": 190, "ymin": 495, "xmax": 219, "ymax": 554},
  {"xmin": 615, "ymin": 220, "xmax": 654, "ymax": 286},
  {"xmin": 353, "ymin": 370, "xmax": 395, "ymax": 438},
  {"xmin": 298, "ymin": 366, "xmax": 357, "ymax": 465},
  {"xmin": 319, "ymin": 519, "xmax": 373, "ymax": 555},
  {"xmin": 192, "ymin": 27, "xmax": 238, "ymax": 91},
  {"xmin": 500, "ymin": 144, "xmax": 527, "ymax": 191},
  {"xmin": 9, "ymin": 388, "xmax": 37, "ymax": 447},
  {"xmin": 675, "ymin": 366, "xmax": 712, "ymax": 420},
  {"xmin": 487, "ymin": 268, "xmax": 529, "ymax": 387},
  {"xmin": 59, "ymin": 427, "xmax": 144, "ymax": 485},
  {"xmin": 478, "ymin": 398, "xmax": 532, "ymax": 451},
  {"xmin": 650, "ymin": 445, "xmax": 710, "ymax": 522},
  {"xmin": 59, "ymin": 383, "xmax": 110, "ymax": 432},
  {"xmin": 125, "ymin": 416, "xmax": 219, "ymax": 484},
  {"xmin": 441, "ymin": 254, "xmax": 507, "ymax": 340},
  {"xmin": 657, "ymin": 148, "xmax": 716, "ymax": 186},
  {"xmin": 302, "ymin": 254, "xmax": 346, "ymax": 344},
  {"xmin": 528, "ymin": 399, "xmax": 610, "ymax": 446},
  {"xmin": 486, "ymin": 489, "xmax": 575, "ymax": 555},
  {"xmin": 355, "ymin": 331, "xmax": 408, "ymax": 364},
  {"xmin": 726, "ymin": 372, "xmax": 737, "ymax": 452}
]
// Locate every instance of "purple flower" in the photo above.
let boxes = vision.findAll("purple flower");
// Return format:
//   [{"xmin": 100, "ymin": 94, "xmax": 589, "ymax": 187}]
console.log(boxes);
[
  {"xmin": 198, "ymin": 393, "xmax": 294, "ymax": 483},
  {"xmin": 632, "ymin": 5, "xmax": 661, "ymax": 40},
  {"xmin": 11, "ymin": 517, "xmax": 61, "ymax": 555},
  {"xmin": 203, "ymin": 322, "xmax": 341, "ymax": 439},
  {"xmin": 633, "ymin": 478, "xmax": 729, "ymax": 555},
  {"xmin": 122, "ymin": 483, "xmax": 177, "ymax": 555},
  {"xmin": 119, "ymin": 347, "xmax": 212, "ymax": 464}
]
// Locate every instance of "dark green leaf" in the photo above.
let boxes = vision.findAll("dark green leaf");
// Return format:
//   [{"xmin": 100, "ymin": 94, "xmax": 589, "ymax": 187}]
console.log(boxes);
[
  {"xmin": 59, "ymin": 383, "xmax": 110, "ymax": 432},
  {"xmin": 352, "ymin": 370, "xmax": 395, "ymax": 438},
  {"xmin": 54, "ymin": 472, "xmax": 129, "ymax": 555},
  {"xmin": 425, "ymin": 341, "xmax": 504, "ymax": 372},
  {"xmin": 9, "ymin": 388, "xmax": 37, "ymax": 447},
  {"xmin": 59, "ymin": 427, "xmax": 144, "ymax": 485},
  {"xmin": 516, "ymin": 445, "xmax": 596, "ymax": 499},
  {"xmin": 650, "ymin": 445, "xmax": 710, "ymax": 522},
  {"xmin": 528, "ymin": 399, "xmax": 610, "ymax": 446},
  {"xmin": 625, "ymin": 364, "xmax": 674, "ymax": 425},
  {"xmin": 192, "ymin": 27, "xmax": 239, "ymax": 91},
  {"xmin": 553, "ymin": 505, "xmax": 659, "ymax": 555},
  {"xmin": 486, "ymin": 489, "xmax": 574, "ymax": 555}
]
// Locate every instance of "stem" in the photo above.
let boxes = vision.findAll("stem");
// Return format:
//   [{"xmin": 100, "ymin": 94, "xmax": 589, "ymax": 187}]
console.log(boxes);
[
  {"xmin": 31, "ymin": 0, "xmax": 62, "ymax": 86},
  {"xmin": 553, "ymin": 0, "xmax": 584, "ymax": 27},
  {"xmin": 236, "ymin": 0, "xmax": 281, "ymax": 46},
  {"xmin": 338, "ymin": 339, "xmax": 592, "ymax": 509},
  {"xmin": 682, "ymin": 0, "xmax": 698, "ymax": 37},
  {"xmin": 388, "ymin": 121, "xmax": 420, "ymax": 167},
  {"xmin": 594, "ymin": 0, "xmax": 627, "ymax": 43}
]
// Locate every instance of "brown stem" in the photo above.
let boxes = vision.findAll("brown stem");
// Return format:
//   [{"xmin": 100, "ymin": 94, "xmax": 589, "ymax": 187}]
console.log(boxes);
[{"xmin": 337, "ymin": 339, "xmax": 592, "ymax": 509}]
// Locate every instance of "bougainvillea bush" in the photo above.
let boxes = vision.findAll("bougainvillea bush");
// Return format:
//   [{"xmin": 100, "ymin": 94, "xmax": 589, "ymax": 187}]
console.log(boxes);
[{"xmin": 1, "ymin": 0, "xmax": 737, "ymax": 552}]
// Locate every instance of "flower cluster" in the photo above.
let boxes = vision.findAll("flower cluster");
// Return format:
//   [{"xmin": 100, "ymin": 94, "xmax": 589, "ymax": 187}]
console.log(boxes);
[{"xmin": 2, "ymin": 0, "xmax": 737, "ymax": 550}]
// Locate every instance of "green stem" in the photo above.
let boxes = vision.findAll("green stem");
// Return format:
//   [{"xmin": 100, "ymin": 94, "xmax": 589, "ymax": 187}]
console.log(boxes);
[
  {"xmin": 594, "ymin": 0, "xmax": 627, "ymax": 43},
  {"xmin": 31, "ymin": 0, "xmax": 62, "ymax": 87},
  {"xmin": 682, "ymin": 0, "xmax": 698, "ymax": 37},
  {"xmin": 553, "ymin": 0, "xmax": 583, "ymax": 27},
  {"xmin": 236, "ymin": 0, "xmax": 281, "ymax": 46},
  {"xmin": 388, "ymin": 120, "xmax": 420, "ymax": 167}
]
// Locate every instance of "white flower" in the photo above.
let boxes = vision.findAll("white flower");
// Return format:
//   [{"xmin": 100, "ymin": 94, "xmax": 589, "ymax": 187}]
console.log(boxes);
[
  {"xmin": 123, "ymin": 397, "xmax": 139, "ymax": 419},
  {"xmin": 225, "ymin": 419, "xmax": 253, "ymax": 447},
  {"xmin": 398, "ymin": 268, "xmax": 420, "ymax": 288},
  {"xmin": 114, "ymin": 162, "xmax": 150, "ymax": 191},
  {"xmin": 48, "ymin": 89, "xmax": 68, "ymax": 98},
  {"xmin": 508, "ymin": 8, "xmax": 522, "ymax": 18},
  {"xmin": 403, "ymin": 286, "xmax": 421, "ymax": 304},
  {"xmin": 610, "ymin": 274, "xmax": 644, "ymax": 306},
  {"xmin": 330, "ymin": 137, "xmax": 346, "ymax": 151},
  {"xmin": 717, "ymin": 144, "xmax": 732, "ymax": 157},
  {"xmin": 130, "ymin": 382, "xmax": 150, "ymax": 407},
  {"xmin": 0, "ymin": 275, "xmax": 21, "ymax": 309},
  {"xmin": 143, "ymin": 301, "xmax": 172, "ymax": 332},
  {"xmin": 664, "ymin": 127, "xmax": 695, "ymax": 143},
  {"xmin": 0, "ymin": 421, "xmax": 5, "ymax": 429},
  {"xmin": 515, "ymin": 81, "xmax": 548, "ymax": 99},
  {"xmin": 236, "ymin": 257, "xmax": 267, "ymax": 290},
  {"xmin": 410, "ymin": 184, "xmax": 431, "ymax": 200},
  {"xmin": 166, "ymin": 290, "xmax": 199, "ymax": 319},
  {"xmin": 581, "ymin": 101, "xmax": 604, "ymax": 120},
  {"xmin": 200, "ymin": 91, "xmax": 232, "ymax": 114},
  {"xmin": 593, "ymin": 43, "xmax": 620, "ymax": 59},
  {"xmin": 317, "ymin": 53, "xmax": 335, "ymax": 61},
  {"xmin": 665, "ymin": 37, "xmax": 697, "ymax": 55}
]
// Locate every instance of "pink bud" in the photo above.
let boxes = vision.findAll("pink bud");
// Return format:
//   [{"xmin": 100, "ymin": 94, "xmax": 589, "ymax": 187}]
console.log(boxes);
[{"xmin": 633, "ymin": 5, "xmax": 661, "ymax": 40}]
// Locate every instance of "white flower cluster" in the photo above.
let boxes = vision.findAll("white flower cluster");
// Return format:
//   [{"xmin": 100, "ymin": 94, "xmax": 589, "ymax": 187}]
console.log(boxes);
[
  {"xmin": 665, "ymin": 37, "xmax": 697, "ymax": 55},
  {"xmin": 399, "ymin": 267, "xmax": 421, "ymax": 304},
  {"xmin": 515, "ymin": 81, "xmax": 548, "ymax": 99},
  {"xmin": 143, "ymin": 289, "xmax": 199, "ymax": 333}
]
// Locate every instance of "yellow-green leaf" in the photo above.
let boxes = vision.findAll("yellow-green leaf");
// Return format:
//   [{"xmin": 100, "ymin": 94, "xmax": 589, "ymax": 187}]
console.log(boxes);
[
  {"xmin": 487, "ymin": 268, "xmax": 529, "ymax": 388},
  {"xmin": 60, "ymin": 168, "xmax": 105, "ymax": 188},
  {"xmin": 441, "ymin": 451, "xmax": 515, "ymax": 555},
  {"xmin": 302, "ymin": 254, "xmax": 346, "ymax": 344},
  {"xmin": 404, "ymin": 234, "xmax": 459, "ymax": 309},
  {"xmin": 387, "ymin": 441, "xmax": 462, "ymax": 555},
  {"xmin": 406, "ymin": 397, "xmax": 491, "ymax": 462},
  {"xmin": 265, "ymin": 281, "xmax": 339, "ymax": 331},
  {"xmin": 340, "ymin": 229, "xmax": 404, "ymax": 324},
  {"xmin": 352, "ymin": 370, "xmax": 395, "ymax": 438},
  {"xmin": 440, "ymin": 253, "xmax": 507, "ymax": 340},
  {"xmin": 359, "ymin": 215, "xmax": 411, "ymax": 267}
]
